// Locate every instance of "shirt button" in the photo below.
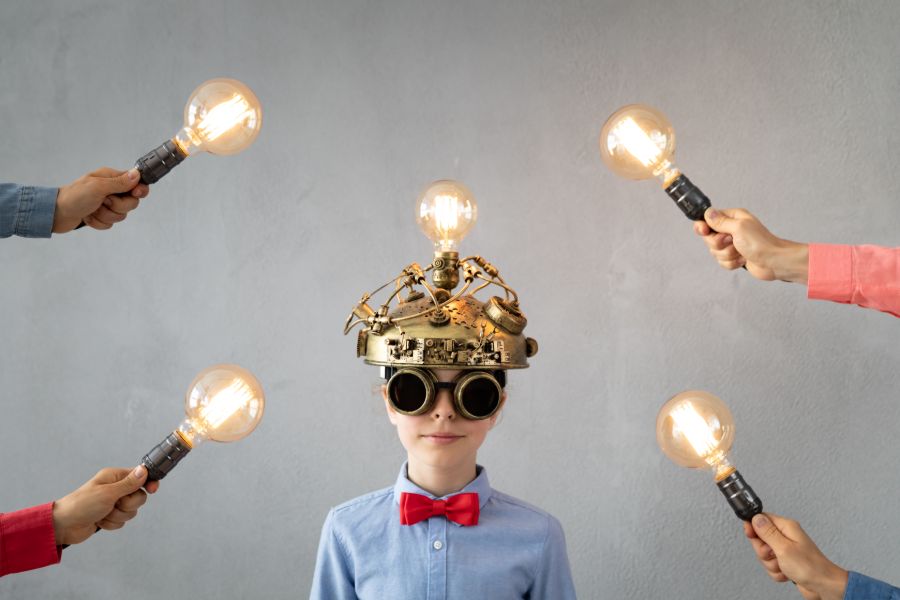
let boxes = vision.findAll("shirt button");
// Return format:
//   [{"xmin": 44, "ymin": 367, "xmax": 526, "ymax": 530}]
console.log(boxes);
[{"xmin": 433, "ymin": 540, "xmax": 443, "ymax": 550}]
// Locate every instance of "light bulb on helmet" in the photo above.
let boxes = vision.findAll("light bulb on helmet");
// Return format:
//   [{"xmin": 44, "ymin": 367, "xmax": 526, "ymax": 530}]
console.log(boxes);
[
  {"xmin": 600, "ymin": 104, "xmax": 715, "ymax": 224},
  {"xmin": 656, "ymin": 390, "xmax": 763, "ymax": 521},
  {"xmin": 141, "ymin": 364, "xmax": 265, "ymax": 481},
  {"xmin": 415, "ymin": 179, "xmax": 478, "ymax": 290},
  {"xmin": 135, "ymin": 78, "xmax": 262, "ymax": 184}
]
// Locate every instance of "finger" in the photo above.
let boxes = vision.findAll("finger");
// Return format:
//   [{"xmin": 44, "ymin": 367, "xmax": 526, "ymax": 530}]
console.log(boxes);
[
  {"xmin": 752, "ymin": 513, "xmax": 792, "ymax": 555},
  {"xmin": 84, "ymin": 215, "xmax": 112, "ymax": 230},
  {"xmin": 749, "ymin": 537, "xmax": 774, "ymax": 561},
  {"xmin": 105, "ymin": 195, "xmax": 140, "ymax": 214},
  {"xmin": 765, "ymin": 514, "xmax": 808, "ymax": 543},
  {"xmin": 693, "ymin": 221, "xmax": 711, "ymax": 236},
  {"xmin": 706, "ymin": 233, "xmax": 733, "ymax": 251},
  {"xmin": 90, "ymin": 206, "xmax": 127, "ymax": 225},
  {"xmin": 101, "ymin": 507, "xmax": 139, "ymax": 525},
  {"xmin": 704, "ymin": 207, "xmax": 740, "ymax": 234},
  {"xmin": 711, "ymin": 245, "xmax": 742, "ymax": 262},
  {"xmin": 768, "ymin": 571, "xmax": 789, "ymax": 583},
  {"xmin": 743, "ymin": 522, "xmax": 759, "ymax": 539},
  {"xmin": 92, "ymin": 168, "xmax": 140, "ymax": 195},
  {"xmin": 718, "ymin": 257, "xmax": 746, "ymax": 270},
  {"xmin": 115, "ymin": 489, "xmax": 148, "ymax": 512},
  {"xmin": 97, "ymin": 518, "xmax": 126, "ymax": 531},
  {"xmin": 144, "ymin": 480, "xmax": 160, "ymax": 494},
  {"xmin": 131, "ymin": 183, "xmax": 150, "ymax": 199},
  {"xmin": 761, "ymin": 556, "xmax": 782, "ymax": 574}
]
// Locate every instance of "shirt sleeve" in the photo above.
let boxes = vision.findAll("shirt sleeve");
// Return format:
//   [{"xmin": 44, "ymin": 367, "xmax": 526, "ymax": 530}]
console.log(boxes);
[
  {"xmin": 529, "ymin": 515, "xmax": 577, "ymax": 600},
  {"xmin": 0, "ymin": 183, "xmax": 59, "ymax": 239},
  {"xmin": 808, "ymin": 243, "xmax": 900, "ymax": 318},
  {"xmin": 309, "ymin": 508, "xmax": 356, "ymax": 600},
  {"xmin": 844, "ymin": 571, "xmax": 900, "ymax": 600},
  {"xmin": 0, "ymin": 502, "xmax": 62, "ymax": 577}
]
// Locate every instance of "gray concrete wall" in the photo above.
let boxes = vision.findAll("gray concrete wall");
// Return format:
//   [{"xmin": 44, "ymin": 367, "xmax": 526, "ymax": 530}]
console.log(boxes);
[{"xmin": 1, "ymin": 0, "xmax": 898, "ymax": 598}]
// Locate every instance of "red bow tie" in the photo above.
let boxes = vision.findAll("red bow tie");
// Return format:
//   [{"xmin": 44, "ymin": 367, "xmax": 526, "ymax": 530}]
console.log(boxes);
[{"xmin": 399, "ymin": 492, "xmax": 480, "ymax": 526}]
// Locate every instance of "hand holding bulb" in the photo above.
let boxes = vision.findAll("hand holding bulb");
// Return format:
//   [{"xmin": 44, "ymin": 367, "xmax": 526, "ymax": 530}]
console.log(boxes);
[
  {"xmin": 52, "ymin": 466, "xmax": 158, "ymax": 546},
  {"xmin": 743, "ymin": 513, "xmax": 849, "ymax": 600},
  {"xmin": 693, "ymin": 207, "xmax": 810, "ymax": 283},
  {"xmin": 656, "ymin": 390, "xmax": 763, "ymax": 521},
  {"xmin": 135, "ymin": 78, "xmax": 262, "ymax": 185}
]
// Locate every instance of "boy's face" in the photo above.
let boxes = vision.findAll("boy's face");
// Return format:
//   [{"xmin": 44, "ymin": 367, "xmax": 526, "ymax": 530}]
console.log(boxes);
[{"xmin": 383, "ymin": 368, "xmax": 504, "ymax": 472}]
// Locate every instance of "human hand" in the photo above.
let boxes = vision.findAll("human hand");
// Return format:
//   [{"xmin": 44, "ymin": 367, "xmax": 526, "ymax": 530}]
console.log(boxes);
[
  {"xmin": 692, "ymin": 208, "xmax": 809, "ymax": 283},
  {"xmin": 743, "ymin": 513, "xmax": 849, "ymax": 600},
  {"xmin": 53, "ymin": 167, "xmax": 149, "ymax": 233},
  {"xmin": 52, "ymin": 465, "xmax": 160, "ymax": 546}
]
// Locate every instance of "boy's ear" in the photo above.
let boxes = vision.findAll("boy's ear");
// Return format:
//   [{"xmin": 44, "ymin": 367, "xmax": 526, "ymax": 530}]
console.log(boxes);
[{"xmin": 382, "ymin": 385, "xmax": 398, "ymax": 425}]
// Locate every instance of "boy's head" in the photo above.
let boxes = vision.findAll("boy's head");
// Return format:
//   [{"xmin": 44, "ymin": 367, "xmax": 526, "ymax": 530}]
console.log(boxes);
[
  {"xmin": 345, "ymin": 251, "xmax": 537, "ymax": 469},
  {"xmin": 383, "ymin": 368, "xmax": 505, "ymax": 471}
]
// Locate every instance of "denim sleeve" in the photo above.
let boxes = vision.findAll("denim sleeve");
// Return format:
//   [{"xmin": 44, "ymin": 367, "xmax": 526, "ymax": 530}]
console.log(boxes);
[
  {"xmin": 530, "ymin": 515, "xmax": 577, "ymax": 600},
  {"xmin": 844, "ymin": 571, "xmax": 900, "ymax": 600},
  {"xmin": 0, "ymin": 183, "xmax": 58, "ymax": 239},
  {"xmin": 309, "ymin": 509, "xmax": 356, "ymax": 600}
]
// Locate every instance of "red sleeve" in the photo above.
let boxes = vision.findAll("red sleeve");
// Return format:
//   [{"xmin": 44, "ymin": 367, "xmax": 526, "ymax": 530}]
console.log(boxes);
[
  {"xmin": 808, "ymin": 243, "xmax": 900, "ymax": 318},
  {"xmin": 0, "ymin": 502, "xmax": 62, "ymax": 577}
]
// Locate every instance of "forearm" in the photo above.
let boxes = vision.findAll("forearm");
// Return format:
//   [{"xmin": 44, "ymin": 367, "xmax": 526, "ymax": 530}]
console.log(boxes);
[
  {"xmin": 0, "ymin": 183, "xmax": 59, "ymax": 239},
  {"xmin": 808, "ymin": 244, "xmax": 900, "ymax": 318},
  {"xmin": 843, "ymin": 571, "xmax": 900, "ymax": 600},
  {"xmin": 0, "ymin": 503, "xmax": 62, "ymax": 577}
]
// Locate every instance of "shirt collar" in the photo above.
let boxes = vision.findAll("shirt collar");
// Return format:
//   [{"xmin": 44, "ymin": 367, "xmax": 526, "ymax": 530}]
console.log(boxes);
[{"xmin": 393, "ymin": 461, "xmax": 492, "ymax": 511}]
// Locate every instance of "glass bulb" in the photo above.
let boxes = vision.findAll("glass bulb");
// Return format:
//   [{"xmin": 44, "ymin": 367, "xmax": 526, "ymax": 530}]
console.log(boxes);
[
  {"xmin": 174, "ymin": 78, "xmax": 262, "ymax": 156},
  {"xmin": 656, "ymin": 390, "xmax": 735, "ymax": 479},
  {"xmin": 176, "ymin": 364, "xmax": 265, "ymax": 446},
  {"xmin": 415, "ymin": 180, "xmax": 478, "ymax": 252},
  {"xmin": 599, "ymin": 104, "xmax": 680, "ymax": 185}
]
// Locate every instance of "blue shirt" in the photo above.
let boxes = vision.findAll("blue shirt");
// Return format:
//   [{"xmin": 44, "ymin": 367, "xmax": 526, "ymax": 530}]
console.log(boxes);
[
  {"xmin": 845, "ymin": 571, "xmax": 900, "ymax": 600},
  {"xmin": 310, "ymin": 463, "xmax": 577, "ymax": 600},
  {"xmin": 0, "ymin": 183, "xmax": 58, "ymax": 239}
]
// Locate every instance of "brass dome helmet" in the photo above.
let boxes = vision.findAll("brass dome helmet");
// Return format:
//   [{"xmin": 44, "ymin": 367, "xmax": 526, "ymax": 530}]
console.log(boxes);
[{"xmin": 343, "ymin": 180, "xmax": 538, "ymax": 371}]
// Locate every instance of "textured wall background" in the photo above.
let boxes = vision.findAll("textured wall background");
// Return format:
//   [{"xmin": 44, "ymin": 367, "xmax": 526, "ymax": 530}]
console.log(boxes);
[{"xmin": 1, "ymin": 1, "xmax": 898, "ymax": 598}]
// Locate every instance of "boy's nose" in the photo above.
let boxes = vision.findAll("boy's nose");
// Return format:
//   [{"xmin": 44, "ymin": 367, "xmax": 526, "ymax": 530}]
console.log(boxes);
[{"xmin": 431, "ymin": 389, "xmax": 457, "ymax": 420}]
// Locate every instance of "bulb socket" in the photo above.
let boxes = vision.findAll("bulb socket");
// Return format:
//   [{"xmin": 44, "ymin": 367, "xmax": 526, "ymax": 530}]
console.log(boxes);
[
  {"xmin": 431, "ymin": 251, "xmax": 460, "ymax": 291},
  {"xmin": 716, "ymin": 470, "xmax": 763, "ymax": 521},
  {"xmin": 141, "ymin": 431, "xmax": 192, "ymax": 481},
  {"xmin": 664, "ymin": 173, "xmax": 711, "ymax": 222},
  {"xmin": 135, "ymin": 140, "xmax": 187, "ymax": 184}
]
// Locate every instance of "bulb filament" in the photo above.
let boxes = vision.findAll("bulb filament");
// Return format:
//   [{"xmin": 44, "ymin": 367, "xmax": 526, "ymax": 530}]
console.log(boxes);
[
  {"xmin": 197, "ymin": 94, "xmax": 255, "ymax": 142},
  {"xmin": 670, "ymin": 401, "xmax": 726, "ymax": 467},
  {"xmin": 200, "ymin": 379, "xmax": 256, "ymax": 429}
]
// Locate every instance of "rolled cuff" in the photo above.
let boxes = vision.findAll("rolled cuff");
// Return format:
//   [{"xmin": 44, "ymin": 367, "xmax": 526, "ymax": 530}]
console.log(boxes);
[
  {"xmin": 0, "ymin": 502, "xmax": 62, "ymax": 576},
  {"xmin": 808, "ymin": 243, "xmax": 853, "ymax": 303},
  {"xmin": 844, "ymin": 571, "xmax": 897, "ymax": 600}
]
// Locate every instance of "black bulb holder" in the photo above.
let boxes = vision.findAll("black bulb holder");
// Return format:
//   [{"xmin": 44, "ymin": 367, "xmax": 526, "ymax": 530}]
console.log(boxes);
[
  {"xmin": 135, "ymin": 140, "xmax": 187, "ymax": 185},
  {"xmin": 664, "ymin": 173, "xmax": 711, "ymax": 222},
  {"xmin": 716, "ymin": 470, "xmax": 763, "ymax": 521},
  {"xmin": 141, "ymin": 432, "xmax": 192, "ymax": 482}
]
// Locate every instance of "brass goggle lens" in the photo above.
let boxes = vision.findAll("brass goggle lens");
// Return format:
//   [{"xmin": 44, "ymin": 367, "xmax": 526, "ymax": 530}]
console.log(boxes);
[{"xmin": 386, "ymin": 368, "xmax": 504, "ymax": 420}]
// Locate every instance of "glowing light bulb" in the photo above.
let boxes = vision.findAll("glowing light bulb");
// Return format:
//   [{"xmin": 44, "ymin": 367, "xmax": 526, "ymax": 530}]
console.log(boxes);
[
  {"xmin": 656, "ymin": 390, "xmax": 763, "ymax": 521},
  {"xmin": 599, "ymin": 104, "xmax": 713, "ymax": 223},
  {"xmin": 415, "ymin": 180, "xmax": 478, "ymax": 252},
  {"xmin": 135, "ymin": 78, "xmax": 262, "ymax": 184},
  {"xmin": 141, "ymin": 364, "xmax": 265, "ymax": 481}
]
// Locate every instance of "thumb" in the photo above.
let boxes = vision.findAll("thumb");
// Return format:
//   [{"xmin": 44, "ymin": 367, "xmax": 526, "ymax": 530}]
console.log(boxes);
[
  {"xmin": 751, "ymin": 513, "xmax": 790, "ymax": 555},
  {"xmin": 109, "ymin": 465, "xmax": 149, "ymax": 496},
  {"xmin": 94, "ymin": 168, "xmax": 140, "ymax": 194},
  {"xmin": 704, "ymin": 207, "xmax": 739, "ymax": 234}
]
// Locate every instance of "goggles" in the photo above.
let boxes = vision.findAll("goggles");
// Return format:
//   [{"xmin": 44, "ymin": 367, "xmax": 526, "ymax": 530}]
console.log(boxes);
[{"xmin": 383, "ymin": 367, "xmax": 506, "ymax": 420}]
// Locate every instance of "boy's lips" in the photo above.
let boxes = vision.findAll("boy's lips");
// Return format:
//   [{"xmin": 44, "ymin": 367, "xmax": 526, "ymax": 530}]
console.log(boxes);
[{"xmin": 422, "ymin": 433, "xmax": 464, "ymax": 444}]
